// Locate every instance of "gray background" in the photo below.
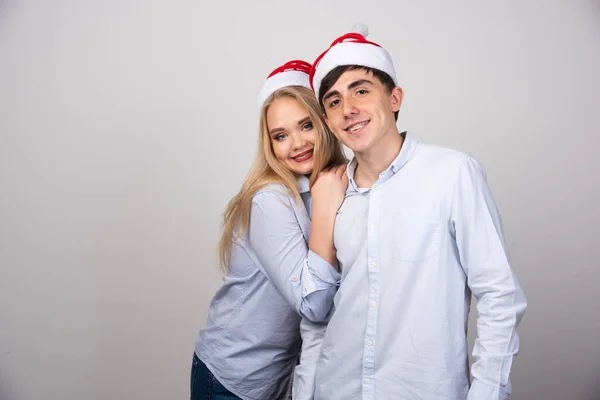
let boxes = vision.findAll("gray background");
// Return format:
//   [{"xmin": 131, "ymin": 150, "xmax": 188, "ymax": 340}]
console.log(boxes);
[{"xmin": 1, "ymin": 0, "xmax": 599, "ymax": 399}]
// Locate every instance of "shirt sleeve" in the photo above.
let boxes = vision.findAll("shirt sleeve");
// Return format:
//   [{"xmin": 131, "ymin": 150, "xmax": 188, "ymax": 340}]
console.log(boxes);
[
  {"xmin": 248, "ymin": 188, "xmax": 340, "ymax": 322},
  {"xmin": 292, "ymin": 317, "xmax": 329, "ymax": 400},
  {"xmin": 450, "ymin": 156, "xmax": 527, "ymax": 400}
]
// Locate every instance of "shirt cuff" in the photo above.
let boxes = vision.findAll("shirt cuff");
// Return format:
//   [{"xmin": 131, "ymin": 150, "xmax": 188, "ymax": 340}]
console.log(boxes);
[
  {"xmin": 467, "ymin": 379, "xmax": 509, "ymax": 400},
  {"xmin": 301, "ymin": 250, "xmax": 341, "ymax": 297}
]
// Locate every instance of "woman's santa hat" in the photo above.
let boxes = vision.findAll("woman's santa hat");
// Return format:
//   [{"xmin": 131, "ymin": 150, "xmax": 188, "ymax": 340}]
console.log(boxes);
[
  {"xmin": 257, "ymin": 60, "xmax": 312, "ymax": 109},
  {"xmin": 309, "ymin": 23, "xmax": 398, "ymax": 101}
]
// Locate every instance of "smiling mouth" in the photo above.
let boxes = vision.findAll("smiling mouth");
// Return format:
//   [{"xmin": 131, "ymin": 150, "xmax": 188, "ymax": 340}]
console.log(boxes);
[
  {"xmin": 345, "ymin": 120, "xmax": 370, "ymax": 132},
  {"xmin": 292, "ymin": 149, "xmax": 314, "ymax": 163}
]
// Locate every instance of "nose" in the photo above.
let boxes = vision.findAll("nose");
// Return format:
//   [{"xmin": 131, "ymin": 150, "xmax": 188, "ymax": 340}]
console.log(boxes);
[
  {"xmin": 291, "ymin": 132, "xmax": 306, "ymax": 151},
  {"xmin": 342, "ymin": 96, "xmax": 358, "ymax": 118}
]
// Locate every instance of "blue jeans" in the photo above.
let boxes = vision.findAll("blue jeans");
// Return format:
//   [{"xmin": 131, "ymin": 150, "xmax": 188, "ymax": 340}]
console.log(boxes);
[{"xmin": 190, "ymin": 353, "xmax": 242, "ymax": 400}]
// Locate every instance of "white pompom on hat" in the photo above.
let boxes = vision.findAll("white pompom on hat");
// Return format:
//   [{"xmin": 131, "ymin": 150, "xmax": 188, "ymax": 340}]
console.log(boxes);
[
  {"xmin": 309, "ymin": 24, "xmax": 398, "ymax": 101},
  {"xmin": 257, "ymin": 60, "xmax": 312, "ymax": 109}
]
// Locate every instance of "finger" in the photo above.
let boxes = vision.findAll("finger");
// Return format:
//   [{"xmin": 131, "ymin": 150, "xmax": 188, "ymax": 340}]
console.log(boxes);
[
  {"xmin": 342, "ymin": 172, "xmax": 349, "ymax": 186},
  {"xmin": 317, "ymin": 166, "xmax": 332, "ymax": 178}
]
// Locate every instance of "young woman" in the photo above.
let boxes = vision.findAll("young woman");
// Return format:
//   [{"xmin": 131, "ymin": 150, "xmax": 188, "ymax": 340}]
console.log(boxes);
[{"xmin": 190, "ymin": 60, "xmax": 348, "ymax": 400}]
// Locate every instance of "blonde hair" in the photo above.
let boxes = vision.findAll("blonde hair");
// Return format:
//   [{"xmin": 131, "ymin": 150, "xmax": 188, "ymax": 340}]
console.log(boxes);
[{"xmin": 217, "ymin": 86, "xmax": 346, "ymax": 271}]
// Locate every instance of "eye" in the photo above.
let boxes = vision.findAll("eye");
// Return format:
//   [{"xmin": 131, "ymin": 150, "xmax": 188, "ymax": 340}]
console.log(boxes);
[
  {"xmin": 328, "ymin": 99, "xmax": 340, "ymax": 108},
  {"xmin": 302, "ymin": 122, "xmax": 313, "ymax": 131},
  {"xmin": 273, "ymin": 133, "xmax": 287, "ymax": 141},
  {"xmin": 357, "ymin": 89, "xmax": 368, "ymax": 95}
]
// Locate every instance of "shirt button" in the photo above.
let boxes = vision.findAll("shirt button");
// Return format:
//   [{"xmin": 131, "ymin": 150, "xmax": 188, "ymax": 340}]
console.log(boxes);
[
  {"xmin": 366, "ymin": 339, "xmax": 373, "ymax": 346},
  {"xmin": 370, "ymin": 223, "xmax": 376, "ymax": 230},
  {"xmin": 364, "ymin": 378, "xmax": 371, "ymax": 384},
  {"xmin": 369, "ymin": 300, "xmax": 377, "ymax": 308},
  {"xmin": 291, "ymin": 276, "xmax": 297, "ymax": 282},
  {"xmin": 370, "ymin": 261, "xmax": 377, "ymax": 268}
]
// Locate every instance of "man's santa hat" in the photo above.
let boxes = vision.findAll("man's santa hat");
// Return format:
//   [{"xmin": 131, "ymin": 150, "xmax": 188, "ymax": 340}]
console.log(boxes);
[
  {"xmin": 309, "ymin": 23, "xmax": 398, "ymax": 101},
  {"xmin": 257, "ymin": 60, "xmax": 312, "ymax": 109}
]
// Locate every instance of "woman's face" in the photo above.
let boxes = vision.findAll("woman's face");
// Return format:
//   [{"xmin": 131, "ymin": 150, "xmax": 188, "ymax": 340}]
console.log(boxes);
[{"xmin": 266, "ymin": 96, "xmax": 316, "ymax": 175}]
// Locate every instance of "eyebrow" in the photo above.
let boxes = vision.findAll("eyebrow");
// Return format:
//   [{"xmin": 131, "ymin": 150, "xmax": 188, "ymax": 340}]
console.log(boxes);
[
  {"xmin": 322, "ymin": 79, "xmax": 375, "ymax": 103},
  {"xmin": 348, "ymin": 79, "xmax": 374, "ymax": 90},
  {"xmin": 322, "ymin": 89, "xmax": 340, "ymax": 104},
  {"xmin": 269, "ymin": 116, "xmax": 312, "ymax": 135}
]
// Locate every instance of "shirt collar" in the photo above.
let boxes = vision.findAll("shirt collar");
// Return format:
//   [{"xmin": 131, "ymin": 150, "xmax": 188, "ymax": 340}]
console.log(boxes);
[
  {"xmin": 390, "ymin": 131, "xmax": 419, "ymax": 173},
  {"xmin": 347, "ymin": 131, "xmax": 419, "ymax": 192},
  {"xmin": 297, "ymin": 175, "xmax": 311, "ymax": 194}
]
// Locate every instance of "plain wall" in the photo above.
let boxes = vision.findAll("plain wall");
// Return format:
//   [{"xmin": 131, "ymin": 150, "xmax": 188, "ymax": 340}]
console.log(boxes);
[{"xmin": 1, "ymin": 1, "xmax": 599, "ymax": 399}]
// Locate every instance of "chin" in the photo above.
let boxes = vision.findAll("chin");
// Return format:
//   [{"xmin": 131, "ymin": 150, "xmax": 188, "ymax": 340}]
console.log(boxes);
[
  {"xmin": 285, "ymin": 164, "xmax": 309, "ymax": 176},
  {"xmin": 295, "ymin": 167, "xmax": 313, "ymax": 176},
  {"xmin": 344, "ymin": 138, "xmax": 370, "ymax": 154}
]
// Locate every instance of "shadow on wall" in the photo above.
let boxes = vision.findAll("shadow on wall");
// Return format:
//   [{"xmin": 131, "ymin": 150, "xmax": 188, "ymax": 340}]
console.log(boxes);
[
  {"xmin": 583, "ymin": 362, "xmax": 600, "ymax": 400},
  {"xmin": 0, "ymin": 0, "xmax": 19, "ymax": 41},
  {"xmin": 0, "ymin": 374, "xmax": 15, "ymax": 400},
  {"xmin": 0, "ymin": 362, "xmax": 19, "ymax": 400},
  {"xmin": 0, "ymin": 0, "xmax": 18, "ymax": 22}
]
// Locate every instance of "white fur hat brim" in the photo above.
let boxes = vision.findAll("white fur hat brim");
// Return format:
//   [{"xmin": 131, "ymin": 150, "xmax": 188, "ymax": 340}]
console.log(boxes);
[
  {"xmin": 258, "ymin": 70, "xmax": 311, "ymax": 109},
  {"xmin": 310, "ymin": 25, "xmax": 398, "ymax": 101}
]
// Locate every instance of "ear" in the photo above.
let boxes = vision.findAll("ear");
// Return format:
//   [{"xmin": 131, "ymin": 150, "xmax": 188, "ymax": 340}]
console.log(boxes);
[{"xmin": 391, "ymin": 86, "xmax": 404, "ymax": 112}]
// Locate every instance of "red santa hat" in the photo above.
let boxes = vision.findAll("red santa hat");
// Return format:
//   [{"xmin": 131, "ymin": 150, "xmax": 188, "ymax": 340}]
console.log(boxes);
[
  {"xmin": 257, "ymin": 60, "xmax": 312, "ymax": 109},
  {"xmin": 309, "ymin": 23, "xmax": 398, "ymax": 101}
]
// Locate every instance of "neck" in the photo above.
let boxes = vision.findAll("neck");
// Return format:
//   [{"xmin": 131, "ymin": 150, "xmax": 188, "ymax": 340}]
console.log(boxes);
[{"xmin": 354, "ymin": 129, "xmax": 404, "ymax": 188}]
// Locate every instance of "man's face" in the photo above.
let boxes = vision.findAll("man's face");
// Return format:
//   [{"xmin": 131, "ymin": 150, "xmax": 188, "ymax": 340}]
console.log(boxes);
[{"xmin": 322, "ymin": 69, "xmax": 403, "ymax": 155}]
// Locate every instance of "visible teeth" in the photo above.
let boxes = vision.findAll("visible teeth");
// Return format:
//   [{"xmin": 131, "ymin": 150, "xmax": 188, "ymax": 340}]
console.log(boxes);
[{"xmin": 349, "ymin": 122, "xmax": 367, "ymax": 132}]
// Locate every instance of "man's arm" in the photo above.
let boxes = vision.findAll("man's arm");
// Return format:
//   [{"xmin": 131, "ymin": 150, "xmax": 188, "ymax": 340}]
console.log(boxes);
[
  {"xmin": 292, "ymin": 317, "xmax": 329, "ymax": 400},
  {"xmin": 451, "ymin": 155, "xmax": 527, "ymax": 400}
]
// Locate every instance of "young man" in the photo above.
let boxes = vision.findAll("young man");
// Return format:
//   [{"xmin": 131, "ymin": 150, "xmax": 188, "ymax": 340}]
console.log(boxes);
[{"xmin": 300, "ymin": 27, "xmax": 527, "ymax": 399}]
